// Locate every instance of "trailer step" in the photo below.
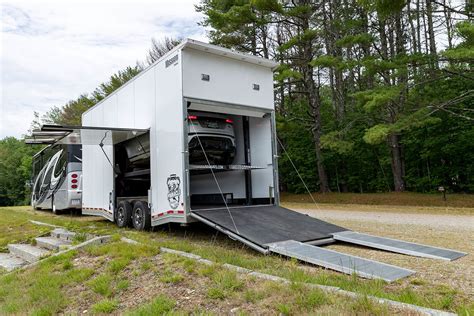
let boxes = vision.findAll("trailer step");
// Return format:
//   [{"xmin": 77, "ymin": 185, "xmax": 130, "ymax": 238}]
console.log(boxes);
[
  {"xmin": 8, "ymin": 244, "xmax": 50, "ymax": 263},
  {"xmin": 35, "ymin": 237, "xmax": 71, "ymax": 251},
  {"xmin": 0, "ymin": 253, "xmax": 28, "ymax": 271},
  {"xmin": 332, "ymin": 231, "xmax": 466, "ymax": 261},
  {"xmin": 267, "ymin": 240, "xmax": 415, "ymax": 282}
]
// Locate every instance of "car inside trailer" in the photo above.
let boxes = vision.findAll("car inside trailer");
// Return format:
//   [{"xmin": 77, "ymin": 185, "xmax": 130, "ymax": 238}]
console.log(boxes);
[{"xmin": 186, "ymin": 102, "xmax": 277, "ymax": 211}]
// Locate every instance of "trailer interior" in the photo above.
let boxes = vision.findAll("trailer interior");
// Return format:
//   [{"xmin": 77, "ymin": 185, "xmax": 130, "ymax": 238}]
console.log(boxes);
[
  {"xmin": 114, "ymin": 132, "xmax": 151, "ymax": 199},
  {"xmin": 186, "ymin": 104, "xmax": 276, "ymax": 211}
]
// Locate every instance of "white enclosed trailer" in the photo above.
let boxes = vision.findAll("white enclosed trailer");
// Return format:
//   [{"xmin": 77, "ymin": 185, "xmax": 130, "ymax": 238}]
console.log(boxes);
[
  {"xmin": 32, "ymin": 39, "xmax": 465, "ymax": 282},
  {"xmin": 80, "ymin": 39, "xmax": 279, "ymax": 228}
]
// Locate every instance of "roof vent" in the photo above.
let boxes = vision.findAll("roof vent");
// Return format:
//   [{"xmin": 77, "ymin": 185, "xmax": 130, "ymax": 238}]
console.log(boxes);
[{"xmin": 201, "ymin": 74, "xmax": 210, "ymax": 81}]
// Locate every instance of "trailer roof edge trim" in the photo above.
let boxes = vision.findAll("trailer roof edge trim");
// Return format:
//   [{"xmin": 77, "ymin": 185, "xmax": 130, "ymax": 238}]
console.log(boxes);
[
  {"xmin": 183, "ymin": 39, "xmax": 279, "ymax": 69},
  {"xmin": 25, "ymin": 124, "xmax": 149, "ymax": 146},
  {"xmin": 82, "ymin": 38, "xmax": 279, "ymax": 117}
]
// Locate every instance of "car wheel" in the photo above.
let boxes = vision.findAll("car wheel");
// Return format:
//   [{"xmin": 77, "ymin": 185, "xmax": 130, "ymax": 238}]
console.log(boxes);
[
  {"xmin": 116, "ymin": 201, "xmax": 132, "ymax": 228},
  {"xmin": 132, "ymin": 201, "xmax": 151, "ymax": 231}
]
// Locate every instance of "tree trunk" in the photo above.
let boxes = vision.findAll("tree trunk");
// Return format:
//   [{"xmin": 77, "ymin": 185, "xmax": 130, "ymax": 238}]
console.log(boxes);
[
  {"xmin": 426, "ymin": 0, "xmax": 438, "ymax": 69},
  {"xmin": 313, "ymin": 125, "xmax": 331, "ymax": 192},
  {"xmin": 299, "ymin": 1, "xmax": 330, "ymax": 192},
  {"xmin": 388, "ymin": 133, "xmax": 405, "ymax": 191},
  {"xmin": 307, "ymin": 71, "xmax": 330, "ymax": 192}
]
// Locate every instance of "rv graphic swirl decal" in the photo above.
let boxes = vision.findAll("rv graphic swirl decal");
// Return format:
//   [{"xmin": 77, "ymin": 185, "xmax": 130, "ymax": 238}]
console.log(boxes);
[
  {"xmin": 166, "ymin": 174, "xmax": 181, "ymax": 209},
  {"xmin": 33, "ymin": 149, "xmax": 65, "ymax": 205}
]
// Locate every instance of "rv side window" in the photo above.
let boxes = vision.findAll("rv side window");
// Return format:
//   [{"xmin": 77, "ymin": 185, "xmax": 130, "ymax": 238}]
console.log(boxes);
[{"xmin": 68, "ymin": 145, "xmax": 82, "ymax": 163}]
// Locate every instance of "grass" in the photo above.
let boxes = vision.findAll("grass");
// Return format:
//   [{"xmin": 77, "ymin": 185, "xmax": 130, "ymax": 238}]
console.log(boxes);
[
  {"xmin": 0, "ymin": 251, "xmax": 94, "ymax": 314},
  {"xmin": 281, "ymin": 191, "xmax": 474, "ymax": 209},
  {"xmin": 88, "ymin": 274, "xmax": 113, "ymax": 297},
  {"xmin": 159, "ymin": 269, "xmax": 184, "ymax": 284},
  {"xmin": 350, "ymin": 295, "xmax": 389, "ymax": 315},
  {"xmin": 72, "ymin": 232, "xmax": 88, "ymax": 244},
  {"xmin": 0, "ymin": 209, "xmax": 51, "ymax": 251},
  {"xmin": 0, "ymin": 205, "xmax": 472, "ymax": 315},
  {"xmin": 207, "ymin": 269, "xmax": 244, "ymax": 298},
  {"xmin": 126, "ymin": 295, "xmax": 176, "ymax": 316},
  {"xmin": 91, "ymin": 299, "xmax": 119, "ymax": 314}
]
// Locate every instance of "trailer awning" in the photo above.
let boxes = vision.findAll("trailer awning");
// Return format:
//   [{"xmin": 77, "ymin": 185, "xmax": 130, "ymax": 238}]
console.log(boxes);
[{"xmin": 25, "ymin": 125, "xmax": 148, "ymax": 146}]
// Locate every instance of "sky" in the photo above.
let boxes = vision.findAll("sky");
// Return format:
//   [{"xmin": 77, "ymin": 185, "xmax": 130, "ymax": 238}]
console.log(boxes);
[{"xmin": 0, "ymin": 0, "xmax": 207, "ymax": 138}]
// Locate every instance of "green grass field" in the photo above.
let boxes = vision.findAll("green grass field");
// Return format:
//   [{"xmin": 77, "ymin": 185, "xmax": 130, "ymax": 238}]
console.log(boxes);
[{"xmin": 0, "ymin": 205, "xmax": 472, "ymax": 315}]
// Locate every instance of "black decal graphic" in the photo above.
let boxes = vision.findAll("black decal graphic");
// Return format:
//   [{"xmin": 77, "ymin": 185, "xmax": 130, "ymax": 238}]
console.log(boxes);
[
  {"xmin": 165, "ymin": 54, "xmax": 178, "ymax": 68},
  {"xmin": 34, "ymin": 150, "xmax": 64, "ymax": 204},
  {"xmin": 167, "ymin": 174, "xmax": 181, "ymax": 209}
]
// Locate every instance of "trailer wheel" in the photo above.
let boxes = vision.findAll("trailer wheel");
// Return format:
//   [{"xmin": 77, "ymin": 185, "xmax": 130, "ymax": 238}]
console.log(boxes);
[
  {"xmin": 132, "ymin": 201, "xmax": 151, "ymax": 231},
  {"xmin": 116, "ymin": 201, "xmax": 132, "ymax": 228}
]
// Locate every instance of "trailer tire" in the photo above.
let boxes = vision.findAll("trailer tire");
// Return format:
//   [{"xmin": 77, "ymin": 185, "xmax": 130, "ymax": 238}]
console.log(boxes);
[
  {"xmin": 116, "ymin": 201, "xmax": 132, "ymax": 228},
  {"xmin": 132, "ymin": 201, "xmax": 151, "ymax": 231}
]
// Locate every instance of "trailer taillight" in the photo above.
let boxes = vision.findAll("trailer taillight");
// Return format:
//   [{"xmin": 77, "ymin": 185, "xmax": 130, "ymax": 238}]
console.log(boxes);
[
  {"xmin": 71, "ymin": 174, "xmax": 78, "ymax": 178},
  {"xmin": 71, "ymin": 184, "xmax": 78, "ymax": 189},
  {"xmin": 225, "ymin": 119, "xmax": 233, "ymax": 124},
  {"xmin": 71, "ymin": 179, "xmax": 78, "ymax": 183},
  {"xmin": 188, "ymin": 115, "xmax": 198, "ymax": 120}
]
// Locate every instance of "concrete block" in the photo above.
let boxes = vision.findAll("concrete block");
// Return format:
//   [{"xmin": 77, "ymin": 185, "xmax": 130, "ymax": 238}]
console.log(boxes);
[
  {"xmin": 0, "ymin": 253, "xmax": 27, "ymax": 271},
  {"xmin": 8, "ymin": 244, "xmax": 49, "ymax": 263},
  {"xmin": 35, "ymin": 237, "xmax": 71, "ymax": 251},
  {"xmin": 50, "ymin": 228, "xmax": 76, "ymax": 241}
]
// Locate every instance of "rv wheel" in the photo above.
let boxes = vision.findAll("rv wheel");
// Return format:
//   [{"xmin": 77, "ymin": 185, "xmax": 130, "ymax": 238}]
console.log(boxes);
[
  {"xmin": 132, "ymin": 201, "xmax": 151, "ymax": 231},
  {"xmin": 116, "ymin": 201, "xmax": 132, "ymax": 228}
]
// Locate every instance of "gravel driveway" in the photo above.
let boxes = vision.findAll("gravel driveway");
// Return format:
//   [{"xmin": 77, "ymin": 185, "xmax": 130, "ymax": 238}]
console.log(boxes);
[{"xmin": 292, "ymin": 207, "xmax": 474, "ymax": 230}]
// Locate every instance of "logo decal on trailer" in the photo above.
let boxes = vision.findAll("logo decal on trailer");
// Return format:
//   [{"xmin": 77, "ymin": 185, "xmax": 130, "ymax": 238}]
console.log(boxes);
[
  {"xmin": 167, "ymin": 174, "xmax": 181, "ymax": 209},
  {"xmin": 165, "ymin": 54, "xmax": 178, "ymax": 68}
]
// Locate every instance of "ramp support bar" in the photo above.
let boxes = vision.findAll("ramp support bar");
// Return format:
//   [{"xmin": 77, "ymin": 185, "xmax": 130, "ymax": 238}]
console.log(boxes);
[
  {"xmin": 267, "ymin": 240, "xmax": 415, "ymax": 282},
  {"xmin": 332, "ymin": 231, "xmax": 467, "ymax": 261},
  {"xmin": 190, "ymin": 213, "xmax": 269, "ymax": 254}
]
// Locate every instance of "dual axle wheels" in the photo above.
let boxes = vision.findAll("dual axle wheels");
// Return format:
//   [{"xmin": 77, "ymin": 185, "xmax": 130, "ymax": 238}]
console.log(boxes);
[{"xmin": 116, "ymin": 200, "xmax": 151, "ymax": 230}]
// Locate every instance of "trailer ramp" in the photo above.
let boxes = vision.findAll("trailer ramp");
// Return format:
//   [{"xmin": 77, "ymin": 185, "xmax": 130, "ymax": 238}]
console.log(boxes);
[
  {"xmin": 332, "ymin": 231, "xmax": 466, "ymax": 261},
  {"xmin": 191, "ymin": 205, "xmax": 414, "ymax": 281},
  {"xmin": 191, "ymin": 205, "xmax": 346, "ymax": 251},
  {"xmin": 267, "ymin": 240, "xmax": 415, "ymax": 282}
]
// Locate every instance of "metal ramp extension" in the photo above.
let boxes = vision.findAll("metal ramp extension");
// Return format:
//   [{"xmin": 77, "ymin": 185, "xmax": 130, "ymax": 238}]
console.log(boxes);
[
  {"xmin": 267, "ymin": 240, "xmax": 415, "ymax": 282},
  {"xmin": 332, "ymin": 231, "xmax": 466, "ymax": 261}
]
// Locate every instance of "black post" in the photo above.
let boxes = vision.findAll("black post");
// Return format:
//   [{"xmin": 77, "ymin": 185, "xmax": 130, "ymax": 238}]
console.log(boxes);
[{"xmin": 243, "ymin": 116, "xmax": 252, "ymax": 205}]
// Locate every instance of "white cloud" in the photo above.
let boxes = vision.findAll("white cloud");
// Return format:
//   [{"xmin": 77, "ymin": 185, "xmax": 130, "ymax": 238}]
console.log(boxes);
[{"xmin": 0, "ymin": 0, "xmax": 207, "ymax": 138}]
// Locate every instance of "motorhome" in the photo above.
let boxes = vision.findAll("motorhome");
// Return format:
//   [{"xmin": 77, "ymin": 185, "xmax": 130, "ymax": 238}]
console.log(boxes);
[{"xmin": 30, "ymin": 143, "xmax": 82, "ymax": 213}]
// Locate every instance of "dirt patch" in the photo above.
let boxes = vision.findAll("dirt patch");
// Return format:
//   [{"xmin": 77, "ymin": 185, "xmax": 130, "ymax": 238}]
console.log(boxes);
[{"xmin": 61, "ymin": 250, "xmax": 414, "ymax": 315}]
